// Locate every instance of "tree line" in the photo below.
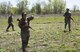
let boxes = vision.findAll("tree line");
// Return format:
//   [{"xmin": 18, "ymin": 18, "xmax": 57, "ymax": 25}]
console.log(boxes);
[{"xmin": 0, "ymin": 0, "xmax": 79, "ymax": 15}]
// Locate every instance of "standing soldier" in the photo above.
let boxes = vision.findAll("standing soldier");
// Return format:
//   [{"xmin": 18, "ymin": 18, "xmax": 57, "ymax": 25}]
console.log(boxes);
[
  {"xmin": 6, "ymin": 13, "xmax": 15, "ymax": 32},
  {"xmin": 18, "ymin": 12, "xmax": 34, "ymax": 52},
  {"xmin": 63, "ymin": 8, "xmax": 73, "ymax": 32}
]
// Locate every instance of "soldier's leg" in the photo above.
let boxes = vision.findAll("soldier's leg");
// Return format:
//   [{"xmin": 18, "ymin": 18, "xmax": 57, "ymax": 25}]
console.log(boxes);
[
  {"xmin": 11, "ymin": 23, "xmax": 14, "ymax": 31},
  {"xmin": 22, "ymin": 40, "xmax": 27, "ymax": 52},
  {"xmin": 21, "ymin": 31, "xmax": 30, "ymax": 52},
  {"xmin": 6, "ymin": 24, "xmax": 11, "ymax": 31},
  {"xmin": 22, "ymin": 31, "xmax": 30, "ymax": 52},
  {"xmin": 25, "ymin": 31, "xmax": 30, "ymax": 47},
  {"xmin": 65, "ymin": 20, "xmax": 67, "ymax": 29},
  {"xmin": 21, "ymin": 33, "xmax": 27, "ymax": 52},
  {"xmin": 26, "ymin": 35, "xmax": 30, "ymax": 47},
  {"xmin": 68, "ymin": 20, "xmax": 71, "ymax": 31}
]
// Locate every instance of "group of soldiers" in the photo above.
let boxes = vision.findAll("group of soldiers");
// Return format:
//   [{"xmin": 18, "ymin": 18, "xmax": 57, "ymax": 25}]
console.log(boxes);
[
  {"xmin": 6, "ymin": 12, "xmax": 34, "ymax": 52},
  {"xmin": 6, "ymin": 8, "xmax": 73, "ymax": 52}
]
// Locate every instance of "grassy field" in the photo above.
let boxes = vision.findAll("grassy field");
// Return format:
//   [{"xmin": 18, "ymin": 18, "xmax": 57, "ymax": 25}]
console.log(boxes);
[{"xmin": 0, "ymin": 15, "xmax": 80, "ymax": 52}]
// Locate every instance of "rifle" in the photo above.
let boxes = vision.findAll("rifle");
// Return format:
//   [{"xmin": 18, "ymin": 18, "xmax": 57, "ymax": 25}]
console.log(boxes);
[
  {"xmin": 29, "ymin": 26, "xmax": 35, "ymax": 31},
  {"xmin": 71, "ymin": 17, "xmax": 75, "ymax": 22}
]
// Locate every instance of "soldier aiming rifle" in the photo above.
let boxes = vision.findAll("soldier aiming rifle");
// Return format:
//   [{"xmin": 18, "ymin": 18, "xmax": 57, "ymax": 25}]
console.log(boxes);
[{"xmin": 17, "ymin": 12, "xmax": 34, "ymax": 52}]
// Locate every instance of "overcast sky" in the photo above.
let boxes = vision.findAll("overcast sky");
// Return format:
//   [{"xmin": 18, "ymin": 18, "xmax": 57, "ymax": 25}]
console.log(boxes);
[
  {"xmin": 64, "ymin": 0, "xmax": 80, "ymax": 10},
  {"xmin": 0, "ymin": 0, "xmax": 80, "ymax": 10}
]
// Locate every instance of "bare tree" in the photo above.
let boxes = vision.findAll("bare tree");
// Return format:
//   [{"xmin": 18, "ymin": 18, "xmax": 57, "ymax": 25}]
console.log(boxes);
[{"xmin": 73, "ymin": 5, "xmax": 79, "ymax": 12}]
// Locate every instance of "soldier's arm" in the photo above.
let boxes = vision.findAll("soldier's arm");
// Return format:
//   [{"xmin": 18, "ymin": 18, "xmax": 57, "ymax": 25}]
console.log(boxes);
[
  {"xmin": 63, "ymin": 13, "xmax": 66, "ymax": 17},
  {"xmin": 22, "ymin": 25, "xmax": 31, "ymax": 29},
  {"xmin": 18, "ymin": 19, "xmax": 23, "ymax": 28},
  {"xmin": 20, "ymin": 24, "xmax": 35, "ymax": 30}
]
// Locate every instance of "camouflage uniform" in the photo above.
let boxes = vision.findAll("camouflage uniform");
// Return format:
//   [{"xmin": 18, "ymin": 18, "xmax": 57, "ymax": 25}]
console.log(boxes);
[
  {"xmin": 6, "ymin": 14, "xmax": 14, "ymax": 32},
  {"xmin": 18, "ymin": 12, "xmax": 34, "ymax": 52},
  {"xmin": 63, "ymin": 9, "xmax": 72, "ymax": 31}
]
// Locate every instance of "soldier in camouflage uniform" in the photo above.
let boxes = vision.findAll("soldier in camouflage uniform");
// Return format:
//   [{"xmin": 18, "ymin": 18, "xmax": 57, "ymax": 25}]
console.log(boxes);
[
  {"xmin": 18, "ymin": 12, "xmax": 34, "ymax": 52},
  {"xmin": 63, "ymin": 8, "xmax": 73, "ymax": 32},
  {"xmin": 6, "ymin": 13, "xmax": 14, "ymax": 32}
]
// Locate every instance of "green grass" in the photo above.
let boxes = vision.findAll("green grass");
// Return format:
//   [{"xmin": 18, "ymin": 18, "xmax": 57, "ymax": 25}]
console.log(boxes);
[{"xmin": 0, "ymin": 15, "xmax": 80, "ymax": 52}]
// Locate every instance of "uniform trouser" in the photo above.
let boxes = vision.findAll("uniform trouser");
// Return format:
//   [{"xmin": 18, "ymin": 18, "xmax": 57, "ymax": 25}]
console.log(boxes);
[
  {"xmin": 21, "ymin": 30, "xmax": 30, "ymax": 52},
  {"xmin": 6, "ymin": 23, "xmax": 14, "ymax": 31},
  {"xmin": 65, "ymin": 19, "xmax": 71, "ymax": 31}
]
